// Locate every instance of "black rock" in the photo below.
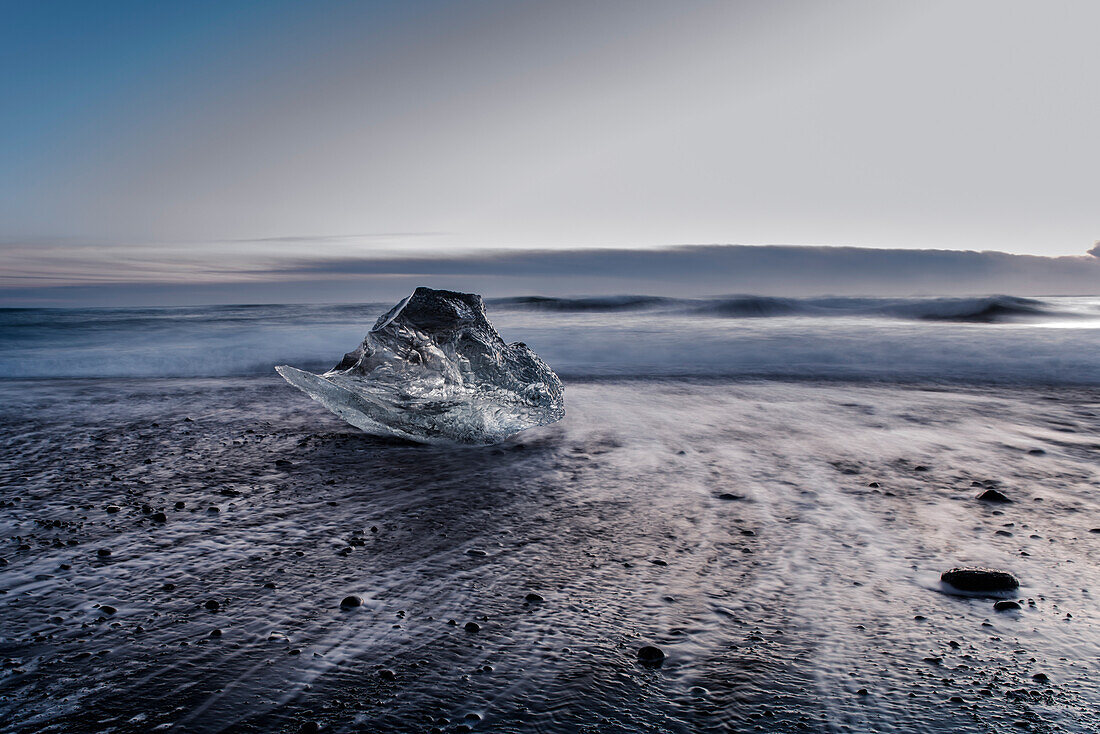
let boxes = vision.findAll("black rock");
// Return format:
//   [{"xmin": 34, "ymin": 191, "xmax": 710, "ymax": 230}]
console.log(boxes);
[
  {"xmin": 275, "ymin": 459, "xmax": 294, "ymax": 468},
  {"xmin": 941, "ymin": 567, "xmax": 1019, "ymax": 592},
  {"xmin": 1089, "ymin": 528, "xmax": 1100, "ymax": 534},
  {"xmin": 524, "ymin": 593, "xmax": 545, "ymax": 603},
  {"xmin": 151, "ymin": 511, "xmax": 167, "ymax": 523},
  {"xmin": 1032, "ymin": 673, "xmax": 1049, "ymax": 683},
  {"xmin": 464, "ymin": 621, "xmax": 481, "ymax": 633},
  {"xmin": 340, "ymin": 595, "xmax": 363, "ymax": 608},
  {"xmin": 378, "ymin": 669, "xmax": 396, "ymax": 680},
  {"xmin": 210, "ymin": 629, "xmax": 222, "ymax": 637},
  {"xmin": 105, "ymin": 505, "xmax": 121, "ymax": 514},
  {"xmin": 263, "ymin": 581, "xmax": 277, "ymax": 589},
  {"xmin": 650, "ymin": 559, "xmax": 668, "ymax": 566},
  {"xmin": 162, "ymin": 583, "xmax": 176, "ymax": 591},
  {"xmin": 204, "ymin": 599, "xmax": 221, "ymax": 611},
  {"xmin": 716, "ymin": 493, "xmax": 745, "ymax": 501},
  {"xmin": 299, "ymin": 722, "xmax": 321, "ymax": 734},
  {"xmin": 637, "ymin": 645, "xmax": 665, "ymax": 666},
  {"xmin": 100, "ymin": 605, "xmax": 117, "ymax": 615},
  {"xmin": 174, "ymin": 501, "xmax": 185, "ymax": 509},
  {"xmin": 96, "ymin": 548, "xmax": 112, "ymax": 557},
  {"xmin": 993, "ymin": 600, "xmax": 1022, "ymax": 611},
  {"xmin": 977, "ymin": 489, "xmax": 1012, "ymax": 503}
]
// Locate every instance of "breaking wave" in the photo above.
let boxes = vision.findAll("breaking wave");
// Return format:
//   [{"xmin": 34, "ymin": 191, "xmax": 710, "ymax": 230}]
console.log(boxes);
[{"xmin": 493, "ymin": 294, "xmax": 1078, "ymax": 323}]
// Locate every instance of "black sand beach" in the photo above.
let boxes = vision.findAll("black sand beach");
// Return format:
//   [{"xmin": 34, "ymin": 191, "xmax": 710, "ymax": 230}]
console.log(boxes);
[{"xmin": 2, "ymin": 377, "xmax": 1098, "ymax": 733}]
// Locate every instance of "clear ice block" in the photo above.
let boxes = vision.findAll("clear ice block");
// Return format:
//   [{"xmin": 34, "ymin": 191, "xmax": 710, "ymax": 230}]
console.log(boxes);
[{"xmin": 276, "ymin": 288, "xmax": 565, "ymax": 444}]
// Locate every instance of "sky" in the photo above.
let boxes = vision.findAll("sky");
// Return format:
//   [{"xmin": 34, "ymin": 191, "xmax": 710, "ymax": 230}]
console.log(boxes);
[{"xmin": 2, "ymin": 0, "xmax": 1099, "ymax": 303}]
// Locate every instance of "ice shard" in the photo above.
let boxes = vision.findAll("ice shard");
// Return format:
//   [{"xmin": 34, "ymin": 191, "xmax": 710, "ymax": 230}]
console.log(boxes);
[{"xmin": 276, "ymin": 288, "xmax": 565, "ymax": 445}]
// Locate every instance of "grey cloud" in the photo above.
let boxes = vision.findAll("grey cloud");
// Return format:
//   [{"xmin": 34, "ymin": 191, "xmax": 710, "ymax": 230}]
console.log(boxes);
[{"xmin": 4, "ymin": 244, "xmax": 1099, "ymax": 307}]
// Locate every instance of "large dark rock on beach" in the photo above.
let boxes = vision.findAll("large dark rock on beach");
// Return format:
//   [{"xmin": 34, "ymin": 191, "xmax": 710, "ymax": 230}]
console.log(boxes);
[{"xmin": 941, "ymin": 567, "xmax": 1019, "ymax": 593}]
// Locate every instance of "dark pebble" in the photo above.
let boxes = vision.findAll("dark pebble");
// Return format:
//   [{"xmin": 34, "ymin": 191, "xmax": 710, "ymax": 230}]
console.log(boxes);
[
  {"xmin": 151, "ymin": 511, "xmax": 167, "ymax": 523},
  {"xmin": 96, "ymin": 548, "xmax": 112, "ymax": 557},
  {"xmin": 263, "ymin": 582, "xmax": 277, "ymax": 589},
  {"xmin": 637, "ymin": 645, "xmax": 665, "ymax": 666},
  {"xmin": 379, "ymin": 669, "xmax": 395, "ymax": 680},
  {"xmin": 275, "ymin": 459, "xmax": 294, "ymax": 468},
  {"xmin": 650, "ymin": 559, "xmax": 668, "ymax": 566},
  {"xmin": 716, "ymin": 493, "xmax": 744, "ymax": 501},
  {"xmin": 941, "ymin": 567, "xmax": 1019, "ymax": 592},
  {"xmin": 977, "ymin": 489, "xmax": 1012, "ymax": 503},
  {"xmin": 210, "ymin": 629, "xmax": 222, "ymax": 637},
  {"xmin": 994, "ymin": 600, "xmax": 1022, "ymax": 611},
  {"xmin": 340, "ymin": 595, "xmax": 363, "ymax": 608},
  {"xmin": 524, "ymin": 593, "xmax": 545, "ymax": 603},
  {"xmin": 1032, "ymin": 673, "xmax": 1049, "ymax": 683},
  {"xmin": 299, "ymin": 722, "xmax": 321, "ymax": 734},
  {"xmin": 174, "ymin": 501, "xmax": 185, "ymax": 509},
  {"xmin": 464, "ymin": 621, "xmax": 481, "ymax": 633},
  {"xmin": 204, "ymin": 599, "xmax": 220, "ymax": 611},
  {"xmin": 1028, "ymin": 448, "xmax": 1046, "ymax": 455},
  {"xmin": 162, "ymin": 583, "xmax": 176, "ymax": 591},
  {"xmin": 100, "ymin": 605, "xmax": 117, "ymax": 615},
  {"xmin": 105, "ymin": 506, "xmax": 121, "ymax": 514},
  {"xmin": 1089, "ymin": 528, "xmax": 1100, "ymax": 534}
]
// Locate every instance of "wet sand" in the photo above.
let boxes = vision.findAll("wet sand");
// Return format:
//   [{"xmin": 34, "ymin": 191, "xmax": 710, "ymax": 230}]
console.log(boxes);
[{"xmin": 1, "ymin": 377, "xmax": 1099, "ymax": 733}]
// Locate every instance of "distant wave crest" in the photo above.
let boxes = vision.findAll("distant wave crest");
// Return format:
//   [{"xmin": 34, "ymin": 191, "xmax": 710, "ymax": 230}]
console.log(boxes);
[{"xmin": 492, "ymin": 294, "xmax": 1071, "ymax": 323}]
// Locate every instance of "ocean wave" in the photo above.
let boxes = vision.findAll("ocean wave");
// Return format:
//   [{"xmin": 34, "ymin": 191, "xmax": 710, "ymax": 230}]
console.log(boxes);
[
  {"xmin": 490, "ymin": 294, "xmax": 1078, "ymax": 322},
  {"xmin": 488, "ymin": 295, "xmax": 670, "ymax": 311}
]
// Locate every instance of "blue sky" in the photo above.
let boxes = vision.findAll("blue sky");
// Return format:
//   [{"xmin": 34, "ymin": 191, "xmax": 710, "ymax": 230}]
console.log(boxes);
[{"xmin": 2, "ymin": 1, "xmax": 1099, "ymax": 303}]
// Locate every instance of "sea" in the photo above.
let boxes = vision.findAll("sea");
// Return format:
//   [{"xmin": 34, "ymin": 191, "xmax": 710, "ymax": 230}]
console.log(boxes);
[{"xmin": 2, "ymin": 294, "xmax": 1099, "ymax": 382}]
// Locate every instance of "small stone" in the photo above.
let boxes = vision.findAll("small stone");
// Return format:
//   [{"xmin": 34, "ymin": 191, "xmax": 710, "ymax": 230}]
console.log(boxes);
[
  {"xmin": 941, "ymin": 567, "xmax": 1019, "ymax": 593},
  {"xmin": 857, "ymin": 688, "xmax": 869, "ymax": 696},
  {"xmin": 994, "ymin": 600, "xmax": 1021, "ymax": 611},
  {"xmin": 100, "ymin": 605, "xmax": 117, "ymax": 615},
  {"xmin": 340, "ymin": 595, "xmax": 363, "ymax": 608},
  {"xmin": 650, "ymin": 559, "xmax": 668, "ymax": 566},
  {"xmin": 524, "ymin": 593, "xmax": 545, "ymax": 603},
  {"xmin": 106, "ymin": 505, "xmax": 121, "ymax": 514},
  {"xmin": 275, "ymin": 459, "xmax": 294, "ymax": 468},
  {"xmin": 977, "ymin": 489, "xmax": 1012, "ymax": 503},
  {"xmin": 1032, "ymin": 672, "xmax": 1049, "ymax": 683},
  {"xmin": 210, "ymin": 629, "xmax": 222, "ymax": 637},
  {"xmin": 1089, "ymin": 528, "xmax": 1100, "ymax": 534},
  {"xmin": 465, "ymin": 549, "xmax": 488, "ymax": 557},
  {"xmin": 464, "ymin": 621, "xmax": 481, "ymax": 633},
  {"xmin": 263, "ymin": 582, "xmax": 277, "ymax": 589},
  {"xmin": 151, "ymin": 511, "xmax": 167, "ymax": 523},
  {"xmin": 162, "ymin": 583, "xmax": 176, "ymax": 591},
  {"xmin": 637, "ymin": 645, "xmax": 665, "ymax": 666},
  {"xmin": 716, "ymin": 493, "xmax": 744, "ymax": 501},
  {"xmin": 204, "ymin": 599, "xmax": 220, "ymax": 611},
  {"xmin": 174, "ymin": 501, "xmax": 185, "ymax": 509},
  {"xmin": 378, "ymin": 669, "xmax": 396, "ymax": 680},
  {"xmin": 96, "ymin": 548, "xmax": 112, "ymax": 557},
  {"xmin": 299, "ymin": 722, "xmax": 321, "ymax": 734},
  {"xmin": 1027, "ymin": 448, "xmax": 1046, "ymax": 456}
]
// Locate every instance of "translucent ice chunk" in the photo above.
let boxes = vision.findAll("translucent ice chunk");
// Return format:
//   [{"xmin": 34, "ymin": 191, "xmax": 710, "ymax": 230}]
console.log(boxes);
[{"xmin": 276, "ymin": 287, "xmax": 565, "ymax": 444}]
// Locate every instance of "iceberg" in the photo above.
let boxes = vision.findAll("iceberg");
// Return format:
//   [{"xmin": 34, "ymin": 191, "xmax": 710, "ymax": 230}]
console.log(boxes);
[{"xmin": 276, "ymin": 288, "xmax": 565, "ymax": 445}]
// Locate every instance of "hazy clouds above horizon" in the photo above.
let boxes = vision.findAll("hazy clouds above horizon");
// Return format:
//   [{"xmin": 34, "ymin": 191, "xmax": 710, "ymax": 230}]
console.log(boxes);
[{"xmin": 2, "ymin": 0, "xmax": 1099, "ymax": 301}]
